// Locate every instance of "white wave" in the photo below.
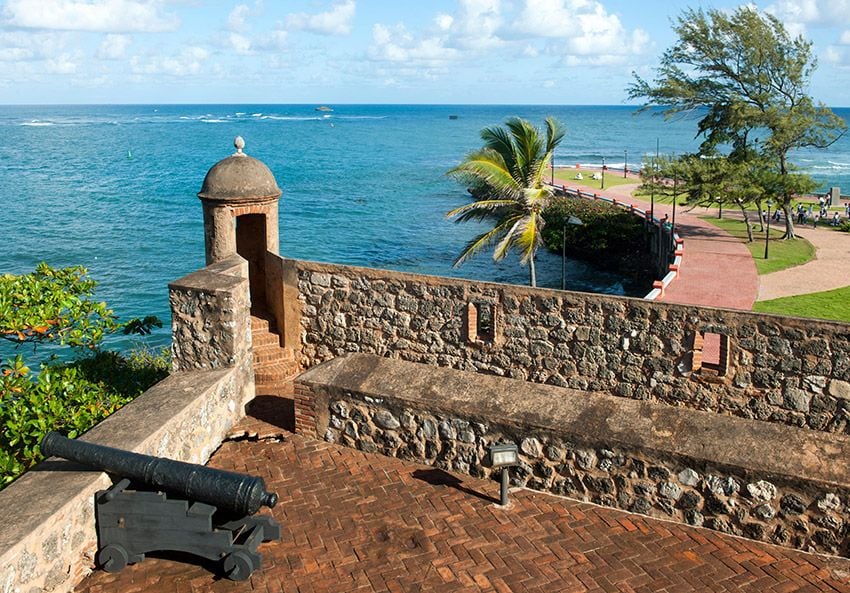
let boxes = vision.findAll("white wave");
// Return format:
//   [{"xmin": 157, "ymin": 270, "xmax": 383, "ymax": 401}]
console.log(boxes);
[
  {"xmin": 200, "ymin": 119, "xmax": 227, "ymax": 123},
  {"xmin": 20, "ymin": 121, "xmax": 53, "ymax": 126},
  {"xmin": 251, "ymin": 113, "xmax": 263, "ymax": 117},
  {"xmin": 261, "ymin": 115, "xmax": 323, "ymax": 121}
]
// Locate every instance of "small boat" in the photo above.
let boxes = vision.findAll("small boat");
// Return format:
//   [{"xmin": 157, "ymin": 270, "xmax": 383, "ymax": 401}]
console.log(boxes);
[{"xmin": 315, "ymin": 106, "xmax": 333, "ymax": 112}]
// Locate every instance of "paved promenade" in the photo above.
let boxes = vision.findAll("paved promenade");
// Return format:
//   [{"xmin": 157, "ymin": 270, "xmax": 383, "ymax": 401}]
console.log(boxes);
[
  {"xmin": 553, "ymin": 175, "xmax": 760, "ymax": 310},
  {"xmin": 757, "ymin": 224, "xmax": 850, "ymax": 301},
  {"xmin": 77, "ymin": 422, "xmax": 850, "ymax": 593}
]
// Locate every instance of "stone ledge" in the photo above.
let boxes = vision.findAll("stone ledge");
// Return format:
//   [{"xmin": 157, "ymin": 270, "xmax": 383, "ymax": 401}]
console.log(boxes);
[
  {"xmin": 168, "ymin": 254, "xmax": 247, "ymax": 293},
  {"xmin": 297, "ymin": 353, "xmax": 850, "ymax": 555},
  {"xmin": 0, "ymin": 367, "xmax": 237, "ymax": 593},
  {"xmin": 298, "ymin": 353, "xmax": 850, "ymax": 489}
]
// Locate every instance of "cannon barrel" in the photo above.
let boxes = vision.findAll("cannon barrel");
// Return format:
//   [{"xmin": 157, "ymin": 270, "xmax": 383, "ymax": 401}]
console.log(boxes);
[{"xmin": 41, "ymin": 432, "xmax": 277, "ymax": 516}]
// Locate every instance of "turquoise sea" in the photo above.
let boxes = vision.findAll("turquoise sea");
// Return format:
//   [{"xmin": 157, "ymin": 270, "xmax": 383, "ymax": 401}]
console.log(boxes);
[{"xmin": 2, "ymin": 104, "xmax": 849, "ymax": 352}]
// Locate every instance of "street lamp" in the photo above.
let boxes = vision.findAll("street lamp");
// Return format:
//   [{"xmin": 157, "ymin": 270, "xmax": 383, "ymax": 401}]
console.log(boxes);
[
  {"xmin": 624, "ymin": 149, "xmax": 628, "ymax": 178},
  {"xmin": 488, "ymin": 443, "xmax": 519, "ymax": 506},
  {"xmin": 561, "ymin": 215, "xmax": 584, "ymax": 290},
  {"xmin": 764, "ymin": 199, "xmax": 773, "ymax": 259},
  {"xmin": 601, "ymin": 156, "xmax": 605, "ymax": 189}
]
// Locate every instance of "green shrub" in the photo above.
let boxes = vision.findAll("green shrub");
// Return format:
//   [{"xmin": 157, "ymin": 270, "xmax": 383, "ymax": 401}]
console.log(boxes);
[
  {"xmin": 542, "ymin": 197, "xmax": 654, "ymax": 280},
  {"xmin": 0, "ymin": 264, "xmax": 168, "ymax": 489}
]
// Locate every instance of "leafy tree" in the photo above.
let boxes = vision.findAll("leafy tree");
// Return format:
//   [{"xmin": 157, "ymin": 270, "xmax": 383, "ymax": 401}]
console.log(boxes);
[
  {"xmin": 629, "ymin": 6, "xmax": 845, "ymax": 239},
  {"xmin": 0, "ymin": 263, "xmax": 160, "ymax": 349},
  {"xmin": 0, "ymin": 264, "xmax": 167, "ymax": 488},
  {"xmin": 446, "ymin": 117, "xmax": 564, "ymax": 287}
]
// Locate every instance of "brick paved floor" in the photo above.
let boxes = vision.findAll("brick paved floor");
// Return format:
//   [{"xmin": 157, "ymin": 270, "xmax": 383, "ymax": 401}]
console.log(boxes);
[{"xmin": 77, "ymin": 430, "xmax": 850, "ymax": 593}]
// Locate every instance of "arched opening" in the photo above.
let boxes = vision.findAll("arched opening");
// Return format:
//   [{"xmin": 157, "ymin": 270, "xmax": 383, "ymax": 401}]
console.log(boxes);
[{"xmin": 236, "ymin": 213, "xmax": 267, "ymax": 314}]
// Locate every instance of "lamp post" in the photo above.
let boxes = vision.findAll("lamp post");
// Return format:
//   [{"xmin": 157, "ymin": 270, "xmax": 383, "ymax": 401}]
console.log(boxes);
[
  {"xmin": 764, "ymin": 199, "xmax": 773, "ymax": 259},
  {"xmin": 601, "ymin": 156, "xmax": 605, "ymax": 189},
  {"xmin": 624, "ymin": 149, "xmax": 628, "ymax": 178},
  {"xmin": 561, "ymin": 215, "xmax": 584, "ymax": 290},
  {"xmin": 488, "ymin": 443, "xmax": 519, "ymax": 506},
  {"xmin": 671, "ymin": 174, "xmax": 678, "ymax": 251},
  {"xmin": 551, "ymin": 151, "xmax": 555, "ymax": 185},
  {"xmin": 652, "ymin": 138, "xmax": 659, "ymax": 222}
]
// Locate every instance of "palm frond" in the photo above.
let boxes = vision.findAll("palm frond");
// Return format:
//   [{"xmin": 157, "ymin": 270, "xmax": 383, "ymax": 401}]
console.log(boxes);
[
  {"xmin": 452, "ymin": 217, "xmax": 517, "ymax": 267},
  {"xmin": 445, "ymin": 199, "xmax": 517, "ymax": 222},
  {"xmin": 493, "ymin": 216, "xmax": 524, "ymax": 261},
  {"xmin": 514, "ymin": 212, "xmax": 542, "ymax": 264},
  {"xmin": 447, "ymin": 150, "xmax": 520, "ymax": 196},
  {"xmin": 480, "ymin": 126, "xmax": 517, "ymax": 172},
  {"xmin": 544, "ymin": 117, "xmax": 566, "ymax": 153}
]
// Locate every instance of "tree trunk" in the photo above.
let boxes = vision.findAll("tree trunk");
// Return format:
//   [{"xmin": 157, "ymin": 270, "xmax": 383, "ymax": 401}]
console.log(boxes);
[
  {"xmin": 529, "ymin": 255, "xmax": 537, "ymax": 288},
  {"xmin": 779, "ymin": 154, "xmax": 797, "ymax": 240},
  {"xmin": 755, "ymin": 199, "xmax": 764, "ymax": 232},
  {"xmin": 738, "ymin": 202, "xmax": 753, "ymax": 242},
  {"xmin": 782, "ymin": 199, "xmax": 796, "ymax": 239}
]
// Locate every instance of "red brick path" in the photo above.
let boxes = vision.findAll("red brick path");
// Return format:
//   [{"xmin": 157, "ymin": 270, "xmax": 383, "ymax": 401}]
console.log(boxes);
[{"xmin": 77, "ymin": 429, "xmax": 850, "ymax": 593}]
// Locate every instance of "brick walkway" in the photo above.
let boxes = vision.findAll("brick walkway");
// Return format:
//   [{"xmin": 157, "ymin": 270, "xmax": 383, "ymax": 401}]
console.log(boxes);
[
  {"xmin": 553, "ymin": 174, "xmax": 760, "ymax": 310},
  {"xmin": 78, "ymin": 426, "xmax": 850, "ymax": 593}
]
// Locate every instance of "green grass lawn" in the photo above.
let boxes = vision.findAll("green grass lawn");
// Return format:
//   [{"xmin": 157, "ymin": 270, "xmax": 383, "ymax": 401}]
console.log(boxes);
[
  {"xmin": 701, "ymin": 216, "xmax": 816, "ymax": 274},
  {"xmin": 552, "ymin": 168, "xmax": 636, "ymax": 191},
  {"xmin": 754, "ymin": 286, "xmax": 850, "ymax": 323}
]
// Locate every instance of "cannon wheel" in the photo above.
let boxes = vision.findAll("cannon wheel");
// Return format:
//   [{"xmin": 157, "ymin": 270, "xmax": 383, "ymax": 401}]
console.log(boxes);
[
  {"xmin": 222, "ymin": 551, "xmax": 255, "ymax": 581},
  {"xmin": 97, "ymin": 544, "xmax": 129, "ymax": 573}
]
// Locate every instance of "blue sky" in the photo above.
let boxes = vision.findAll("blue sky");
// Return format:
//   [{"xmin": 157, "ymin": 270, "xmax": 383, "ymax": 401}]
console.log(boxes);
[{"xmin": 3, "ymin": 0, "xmax": 850, "ymax": 105}]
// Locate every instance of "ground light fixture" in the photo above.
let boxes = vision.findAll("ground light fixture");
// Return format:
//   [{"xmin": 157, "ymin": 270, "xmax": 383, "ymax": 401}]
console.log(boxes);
[{"xmin": 488, "ymin": 443, "xmax": 519, "ymax": 506}]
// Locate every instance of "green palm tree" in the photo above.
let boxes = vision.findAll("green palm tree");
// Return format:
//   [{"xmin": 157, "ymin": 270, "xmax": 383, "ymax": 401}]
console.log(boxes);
[{"xmin": 446, "ymin": 116, "xmax": 564, "ymax": 287}]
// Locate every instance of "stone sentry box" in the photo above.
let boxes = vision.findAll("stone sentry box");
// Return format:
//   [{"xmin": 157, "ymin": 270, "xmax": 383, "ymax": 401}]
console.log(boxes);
[{"xmin": 295, "ymin": 353, "xmax": 850, "ymax": 557}]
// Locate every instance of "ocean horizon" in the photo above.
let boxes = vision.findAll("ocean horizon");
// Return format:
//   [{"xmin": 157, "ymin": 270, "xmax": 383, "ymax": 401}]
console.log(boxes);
[{"xmin": 2, "ymin": 103, "xmax": 848, "ymax": 354}]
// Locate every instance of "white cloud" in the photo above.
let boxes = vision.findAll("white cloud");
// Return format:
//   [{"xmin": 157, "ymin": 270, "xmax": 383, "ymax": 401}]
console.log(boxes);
[
  {"xmin": 767, "ymin": 0, "xmax": 850, "ymax": 35},
  {"xmin": 45, "ymin": 52, "xmax": 77, "ymax": 73},
  {"xmin": 447, "ymin": 0, "xmax": 503, "ymax": 50},
  {"xmin": 368, "ymin": 0, "xmax": 503, "ymax": 67},
  {"xmin": 515, "ymin": 0, "xmax": 649, "ymax": 65},
  {"xmin": 227, "ymin": 32, "xmax": 253, "ymax": 55},
  {"xmin": 0, "ymin": 47, "xmax": 33, "ymax": 61},
  {"xmin": 227, "ymin": 4, "xmax": 250, "ymax": 33},
  {"xmin": 131, "ymin": 45, "xmax": 209, "ymax": 76},
  {"xmin": 2, "ymin": 0, "xmax": 179, "ymax": 33},
  {"xmin": 96, "ymin": 34, "xmax": 131, "ymax": 60},
  {"xmin": 435, "ymin": 14, "xmax": 453, "ymax": 31},
  {"xmin": 286, "ymin": 0, "xmax": 355, "ymax": 36},
  {"xmin": 369, "ymin": 23, "xmax": 459, "ymax": 64}
]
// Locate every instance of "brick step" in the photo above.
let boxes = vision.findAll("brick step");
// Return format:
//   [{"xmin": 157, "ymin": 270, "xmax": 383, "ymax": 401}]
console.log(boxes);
[
  {"xmin": 250, "ymin": 315, "xmax": 278, "ymax": 333},
  {"xmin": 255, "ymin": 362, "xmax": 301, "ymax": 385},
  {"xmin": 251, "ymin": 331, "xmax": 281, "ymax": 348},
  {"xmin": 253, "ymin": 382, "xmax": 295, "ymax": 397},
  {"xmin": 254, "ymin": 343, "xmax": 295, "ymax": 359},
  {"xmin": 253, "ymin": 349, "xmax": 288, "ymax": 365}
]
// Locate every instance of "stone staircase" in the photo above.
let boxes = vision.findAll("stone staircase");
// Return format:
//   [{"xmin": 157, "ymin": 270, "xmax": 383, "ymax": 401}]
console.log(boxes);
[
  {"xmin": 238, "ymin": 313, "xmax": 300, "ymax": 435},
  {"xmin": 250, "ymin": 314, "xmax": 300, "ymax": 396}
]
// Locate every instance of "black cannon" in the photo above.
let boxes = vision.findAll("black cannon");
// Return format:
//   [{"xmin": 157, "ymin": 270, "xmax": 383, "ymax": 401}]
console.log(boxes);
[{"xmin": 41, "ymin": 432, "xmax": 280, "ymax": 581}]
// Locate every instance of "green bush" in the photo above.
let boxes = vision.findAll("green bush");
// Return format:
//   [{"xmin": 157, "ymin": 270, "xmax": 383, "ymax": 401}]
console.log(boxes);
[
  {"xmin": 542, "ymin": 197, "xmax": 654, "ymax": 280},
  {"xmin": 0, "ymin": 264, "xmax": 168, "ymax": 489}
]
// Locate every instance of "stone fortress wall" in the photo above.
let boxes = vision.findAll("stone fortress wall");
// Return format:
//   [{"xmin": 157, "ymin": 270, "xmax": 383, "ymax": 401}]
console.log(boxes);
[{"xmin": 281, "ymin": 257, "xmax": 850, "ymax": 436}]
